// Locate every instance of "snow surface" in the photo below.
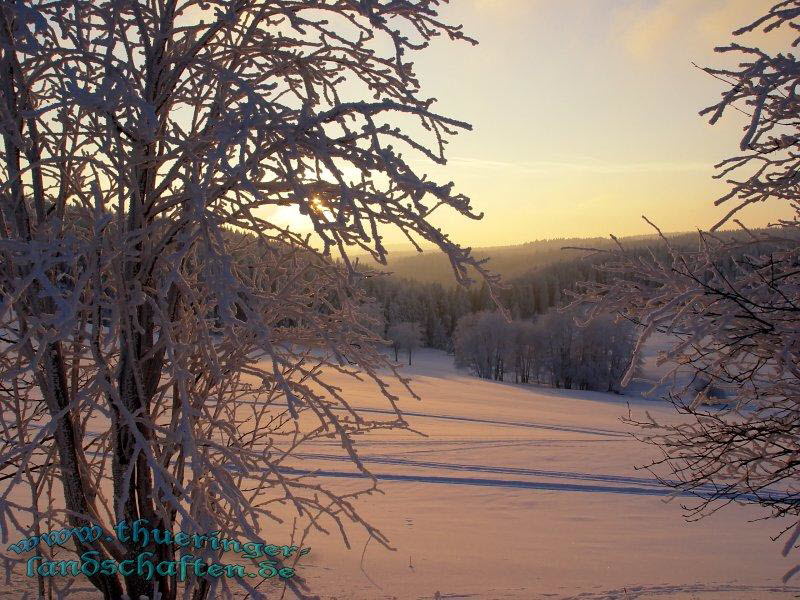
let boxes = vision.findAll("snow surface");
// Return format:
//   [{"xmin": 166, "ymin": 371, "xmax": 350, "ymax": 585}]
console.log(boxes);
[
  {"xmin": 272, "ymin": 349, "xmax": 800, "ymax": 599},
  {"xmin": 3, "ymin": 348, "xmax": 800, "ymax": 600}
]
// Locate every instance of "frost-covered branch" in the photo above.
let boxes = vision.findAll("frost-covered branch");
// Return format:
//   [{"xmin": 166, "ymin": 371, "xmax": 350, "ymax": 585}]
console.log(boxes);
[{"xmin": 0, "ymin": 1, "xmax": 488, "ymax": 598}]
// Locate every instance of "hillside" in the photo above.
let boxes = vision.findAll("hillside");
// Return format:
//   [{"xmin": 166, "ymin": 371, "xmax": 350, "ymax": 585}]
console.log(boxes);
[
  {"xmin": 364, "ymin": 229, "xmax": 780, "ymax": 286},
  {"xmin": 363, "ymin": 233, "xmax": 669, "ymax": 284},
  {"xmin": 267, "ymin": 350, "xmax": 798, "ymax": 599}
]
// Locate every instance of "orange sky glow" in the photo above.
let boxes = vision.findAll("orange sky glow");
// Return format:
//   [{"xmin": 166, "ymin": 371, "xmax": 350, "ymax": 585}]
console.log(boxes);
[{"xmin": 275, "ymin": 0, "xmax": 794, "ymax": 248}]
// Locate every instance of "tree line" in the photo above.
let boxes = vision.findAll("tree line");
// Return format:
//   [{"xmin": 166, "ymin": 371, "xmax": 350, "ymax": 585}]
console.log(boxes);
[
  {"xmin": 365, "ymin": 236, "xmax": 792, "ymax": 389},
  {"xmin": 452, "ymin": 310, "xmax": 636, "ymax": 392},
  {"xmin": 362, "ymin": 250, "xmax": 633, "ymax": 353}
]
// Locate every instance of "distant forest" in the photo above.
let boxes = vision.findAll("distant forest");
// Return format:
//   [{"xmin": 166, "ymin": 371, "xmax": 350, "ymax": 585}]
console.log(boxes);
[
  {"xmin": 362, "ymin": 229, "xmax": 787, "ymax": 352},
  {"xmin": 362, "ymin": 232, "xmax": 697, "ymax": 284}
]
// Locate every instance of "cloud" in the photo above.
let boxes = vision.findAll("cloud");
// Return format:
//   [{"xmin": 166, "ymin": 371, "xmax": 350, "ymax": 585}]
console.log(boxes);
[
  {"xmin": 614, "ymin": 0, "xmax": 686, "ymax": 60},
  {"xmin": 698, "ymin": 0, "xmax": 795, "ymax": 53},
  {"xmin": 612, "ymin": 0, "xmax": 778, "ymax": 62}
]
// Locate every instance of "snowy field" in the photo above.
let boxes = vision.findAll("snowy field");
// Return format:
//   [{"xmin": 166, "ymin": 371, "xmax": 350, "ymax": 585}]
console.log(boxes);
[
  {"xmin": 3, "ymin": 348, "xmax": 800, "ymax": 600},
  {"xmin": 273, "ymin": 349, "xmax": 800, "ymax": 600}
]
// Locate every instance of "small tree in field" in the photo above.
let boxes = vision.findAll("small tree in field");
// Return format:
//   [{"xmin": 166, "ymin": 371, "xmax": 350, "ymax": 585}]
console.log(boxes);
[
  {"xmin": 0, "ymin": 1, "xmax": 495, "ymax": 598},
  {"xmin": 386, "ymin": 321, "xmax": 423, "ymax": 365},
  {"xmin": 573, "ymin": 0, "xmax": 800, "ymax": 580}
]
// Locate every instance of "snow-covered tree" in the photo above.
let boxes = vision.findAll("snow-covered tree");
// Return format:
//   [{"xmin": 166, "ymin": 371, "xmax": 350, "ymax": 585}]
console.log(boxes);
[
  {"xmin": 0, "ymin": 1, "xmax": 494, "ymax": 598},
  {"xmin": 386, "ymin": 321, "xmax": 423, "ymax": 365},
  {"xmin": 572, "ymin": 0, "xmax": 800, "ymax": 580},
  {"xmin": 453, "ymin": 311, "xmax": 510, "ymax": 380},
  {"xmin": 536, "ymin": 310, "xmax": 576, "ymax": 389},
  {"xmin": 570, "ymin": 315, "xmax": 636, "ymax": 393},
  {"xmin": 454, "ymin": 308, "xmax": 635, "ymax": 390},
  {"xmin": 506, "ymin": 320, "xmax": 537, "ymax": 384}
]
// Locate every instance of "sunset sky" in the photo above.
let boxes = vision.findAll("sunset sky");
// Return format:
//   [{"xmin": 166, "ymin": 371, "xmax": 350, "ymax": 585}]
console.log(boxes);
[{"xmin": 351, "ymin": 0, "xmax": 793, "ymax": 248}]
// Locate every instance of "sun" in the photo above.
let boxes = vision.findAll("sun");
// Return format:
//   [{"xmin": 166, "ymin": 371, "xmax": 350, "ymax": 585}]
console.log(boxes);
[
  {"xmin": 266, "ymin": 197, "xmax": 330, "ymax": 232},
  {"xmin": 310, "ymin": 196, "xmax": 326, "ymax": 213}
]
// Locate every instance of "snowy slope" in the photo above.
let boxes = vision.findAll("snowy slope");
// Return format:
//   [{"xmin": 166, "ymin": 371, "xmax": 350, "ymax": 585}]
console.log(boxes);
[
  {"xmin": 2, "ymin": 349, "xmax": 798, "ymax": 600},
  {"xmin": 275, "ymin": 349, "xmax": 800, "ymax": 600}
]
